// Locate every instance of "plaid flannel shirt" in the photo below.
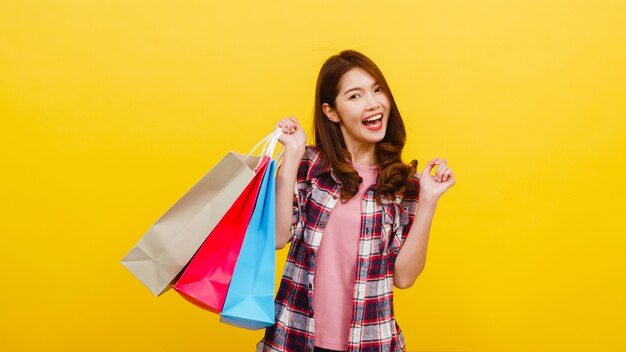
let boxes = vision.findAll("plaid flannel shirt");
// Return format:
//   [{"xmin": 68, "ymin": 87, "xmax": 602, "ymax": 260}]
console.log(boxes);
[{"xmin": 258, "ymin": 145, "xmax": 419, "ymax": 352}]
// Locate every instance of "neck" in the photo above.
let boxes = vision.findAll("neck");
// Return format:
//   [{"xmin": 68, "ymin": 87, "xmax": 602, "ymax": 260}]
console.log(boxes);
[{"xmin": 346, "ymin": 142, "xmax": 377, "ymax": 167}]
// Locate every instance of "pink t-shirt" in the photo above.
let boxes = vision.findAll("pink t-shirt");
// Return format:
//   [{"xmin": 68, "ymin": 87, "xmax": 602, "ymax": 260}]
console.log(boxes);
[{"xmin": 312, "ymin": 163, "xmax": 378, "ymax": 351}]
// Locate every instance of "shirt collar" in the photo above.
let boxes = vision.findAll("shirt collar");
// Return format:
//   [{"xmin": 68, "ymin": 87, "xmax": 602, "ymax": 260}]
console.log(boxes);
[{"xmin": 308, "ymin": 146, "xmax": 389, "ymax": 199}]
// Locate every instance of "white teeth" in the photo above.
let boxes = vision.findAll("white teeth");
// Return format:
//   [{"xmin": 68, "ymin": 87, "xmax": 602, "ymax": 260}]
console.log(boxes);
[{"xmin": 364, "ymin": 114, "xmax": 382, "ymax": 122}]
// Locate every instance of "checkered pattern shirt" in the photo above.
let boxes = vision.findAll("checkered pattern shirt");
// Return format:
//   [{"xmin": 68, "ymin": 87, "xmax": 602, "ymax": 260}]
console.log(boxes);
[{"xmin": 258, "ymin": 145, "xmax": 420, "ymax": 352}]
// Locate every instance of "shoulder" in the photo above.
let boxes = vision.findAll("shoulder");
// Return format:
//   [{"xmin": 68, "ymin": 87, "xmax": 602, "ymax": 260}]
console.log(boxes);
[
  {"xmin": 297, "ymin": 145, "xmax": 329, "ymax": 181},
  {"xmin": 302, "ymin": 144, "xmax": 323, "ymax": 164},
  {"xmin": 302, "ymin": 144, "xmax": 321, "ymax": 162},
  {"xmin": 398, "ymin": 172, "xmax": 420, "ymax": 204},
  {"xmin": 390, "ymin": 173, "xmax": 419, "ymax": 226}
]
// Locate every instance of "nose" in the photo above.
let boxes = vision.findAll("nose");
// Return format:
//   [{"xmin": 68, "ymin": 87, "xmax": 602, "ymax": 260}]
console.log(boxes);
[{"xmin": 365, "ymin": 92, "xmax": 381, "ymax": 110}]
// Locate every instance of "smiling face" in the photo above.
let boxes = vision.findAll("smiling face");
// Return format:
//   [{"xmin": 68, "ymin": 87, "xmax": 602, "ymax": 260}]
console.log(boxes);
[{"xmin": 322, "ymin": 67, "xmax": 391, "ymax": 150}]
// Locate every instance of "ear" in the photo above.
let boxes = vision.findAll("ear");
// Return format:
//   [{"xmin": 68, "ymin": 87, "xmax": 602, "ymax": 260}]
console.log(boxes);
[{"xmin": 322, "ymin": 103, "xmax": 340, "ymax": 123}]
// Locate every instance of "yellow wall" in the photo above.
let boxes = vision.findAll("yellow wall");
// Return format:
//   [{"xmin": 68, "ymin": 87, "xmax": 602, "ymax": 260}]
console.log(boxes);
[{"xmin": 1, "ymin": 1, "xmax": 625, "ymax": 351}]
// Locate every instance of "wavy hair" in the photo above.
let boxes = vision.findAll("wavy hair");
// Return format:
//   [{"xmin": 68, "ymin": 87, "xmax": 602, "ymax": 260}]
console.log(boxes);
[{"xmin": 313, "ymin": 50, "xmax": 418, "ymax": 203}]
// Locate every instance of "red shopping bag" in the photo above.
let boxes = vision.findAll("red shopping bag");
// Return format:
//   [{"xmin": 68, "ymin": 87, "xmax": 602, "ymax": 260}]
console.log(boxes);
[{"xmin": 173, "ymin": 156, "xmax": 270, "ymax": 312}]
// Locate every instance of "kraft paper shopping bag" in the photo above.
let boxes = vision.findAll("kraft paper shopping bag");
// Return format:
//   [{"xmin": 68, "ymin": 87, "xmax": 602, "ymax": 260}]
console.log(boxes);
[{"xmin": 121, "ymin": 131, "xmax": 281, "ymax": 296}]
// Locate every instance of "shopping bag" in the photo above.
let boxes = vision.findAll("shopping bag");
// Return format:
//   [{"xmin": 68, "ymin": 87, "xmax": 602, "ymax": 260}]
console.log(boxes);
[
  {"xmin": 172, "ymin": 157, "xmax": 269, "ymax": 312},
  {"xmin": 121, "ymin": 131, "xmax": 280, "ymax": 296},
  {"xmin": 120, "ymin": 153, "xmax": 260, "ymax": 296},
  {"xmin": 172, "ymin": 130, "xmax": 282, "ymax": 312},
  {"xmin": 220, "ymin": 158, "xmax": 277, "ymax": 329}
]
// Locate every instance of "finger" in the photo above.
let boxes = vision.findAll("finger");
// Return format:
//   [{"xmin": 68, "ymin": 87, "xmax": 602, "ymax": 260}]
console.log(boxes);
[
  {"xmin": 276, "ymin": 121, "xmax": 287, "ymax": 133},
  {"xmin": 441, "ymin": 170, "xmax": 448, "ymax": 182},
  {"xmin": 422, "ymin": 157, "xmax": 439, "ymax": 175},
  {"xmin": 285, "ymin": 117, "xmax": 297, "ymax": 133},
  {"xmin": 288, "ymin": 117, "xmax": 300, "ymax": 133},
  {"xmin": 280, "ymin": 118, "xmax": 294, "ymax": 133},
  {"xmin": 446, "ymin": 170, "xmax": 455, "ymax": 184},
  {"xmin": 434, "ymin": 162, "xmax": 448, "ymax": 180},
  {"xmin": 436, "ymin": 166, "xmax": 448, "ymax": 181},
  {"xmin": 436, "ymin": 165, "xmax": 448, "ymax": 179},
  {"xmin": 442, "ymin": 169, "xmax": 453, "ymax": 182},
  {"xmin": 434, "ymin": 159, "xmax": 448, "ymax": 181}
]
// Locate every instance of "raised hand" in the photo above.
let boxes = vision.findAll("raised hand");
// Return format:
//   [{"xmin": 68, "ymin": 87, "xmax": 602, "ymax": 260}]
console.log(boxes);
[
  {"xmin": 419, "ymin": 157, "xmax": 455, "ymax": 202},
  {"xmin": 275, "ymin": 116, "xmax": 307, "ymax": 150}
]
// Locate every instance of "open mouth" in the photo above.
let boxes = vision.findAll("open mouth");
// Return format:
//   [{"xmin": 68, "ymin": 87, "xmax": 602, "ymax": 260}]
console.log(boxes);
[{"xmin": 362, "ymin": 113, "xmax": 383, "ymax": 130}]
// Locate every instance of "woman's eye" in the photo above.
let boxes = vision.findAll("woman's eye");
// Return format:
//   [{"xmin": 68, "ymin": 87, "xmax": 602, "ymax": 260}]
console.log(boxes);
[
  {"xmin": 374, "ymin": 87, "xmax": 382, "ymax": 93},
  {"xmin": 349, "ymin": 94, "xmax": 359, "ymax": 100}
]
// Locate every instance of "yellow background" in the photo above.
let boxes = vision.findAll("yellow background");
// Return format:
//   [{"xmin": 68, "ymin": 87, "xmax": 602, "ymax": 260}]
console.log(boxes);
[{"xmin": 1, "ymin": 1, "xmax": 625, "ymax": 351}]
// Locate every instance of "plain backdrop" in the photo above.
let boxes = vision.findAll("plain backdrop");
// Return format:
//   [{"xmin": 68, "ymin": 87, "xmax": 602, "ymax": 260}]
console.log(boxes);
[{"xmin": 1, "ymin": 1, "xmax": 625, "ymax": 351}]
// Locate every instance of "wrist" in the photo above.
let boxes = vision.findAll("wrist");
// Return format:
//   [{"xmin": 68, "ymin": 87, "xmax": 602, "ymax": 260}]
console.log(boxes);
[
  {"xmin": 284, "ymin": 143, "xmax": 305, "ymax": 156},
  {"xmin": 419, "ymin": 193, "xmax": 440, "ymax": 206}
]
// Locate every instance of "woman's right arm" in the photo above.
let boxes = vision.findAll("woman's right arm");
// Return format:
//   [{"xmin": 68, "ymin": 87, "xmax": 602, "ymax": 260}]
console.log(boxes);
[{"xmin": 274, "ymin": 117, "xmax": 306, "ymax": 249}]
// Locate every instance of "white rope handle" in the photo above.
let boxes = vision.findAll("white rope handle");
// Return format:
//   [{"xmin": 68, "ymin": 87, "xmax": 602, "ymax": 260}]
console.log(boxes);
[
  {"xmin": 265, "ymin": 130, "xmax": 282, "ymax": 158},
  {"xmin": 247, "ymin": 128, "xmax": 283, "ymax": 172},
  {"xmin": 248, "ymin": 128, "xmax": 283, "ymax": 158}
]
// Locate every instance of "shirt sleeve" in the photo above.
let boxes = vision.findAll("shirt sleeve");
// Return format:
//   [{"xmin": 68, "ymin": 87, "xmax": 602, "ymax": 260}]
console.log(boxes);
[
  {"xmin": 389, "ymin": 175, "xmax": 420, "ymax": 261},
  {"xmin": 289, "ymin": 146, "xmax": 314, "ymax": 242},
  {"xmin": 290, "ymin": 181, "xmax": 305, "ymax": 242}
]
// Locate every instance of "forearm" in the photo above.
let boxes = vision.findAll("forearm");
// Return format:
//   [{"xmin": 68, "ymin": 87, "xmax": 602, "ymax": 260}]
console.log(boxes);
[
  {"xmin": 275, "ymin": 145, "xmax": 305, "ymax": 249},
  {"xmin": 393, "ymin": 196, "xmax": 438, "ymax": 288}
]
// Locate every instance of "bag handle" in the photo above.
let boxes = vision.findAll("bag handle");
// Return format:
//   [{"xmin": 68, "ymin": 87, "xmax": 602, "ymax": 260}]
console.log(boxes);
[
  {"xmin": 266, "ymin": 131, "xmax": 287, "ymax": 172},
  {"xmin": 246, "ymin": 129, "xmax": 284, "ymax": 172},
  {"xmin": 264, "ymin": 129, "xmax": 282, "ymax": 157},
  {"xmin": 247, "ymin": 128, "xmax": 283, "ymax": 158}
]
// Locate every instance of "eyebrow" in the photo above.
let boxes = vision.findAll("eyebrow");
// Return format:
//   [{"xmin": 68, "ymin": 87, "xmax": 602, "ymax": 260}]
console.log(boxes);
[{"xmin": 343, "ymin": 82, "xmax": 380, "ymax": 95}]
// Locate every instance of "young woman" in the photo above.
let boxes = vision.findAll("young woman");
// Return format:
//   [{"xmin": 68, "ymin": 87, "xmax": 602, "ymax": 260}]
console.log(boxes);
[{"xmin": 257, "ymin": 50, "xmax": 455, "ymax": 352}]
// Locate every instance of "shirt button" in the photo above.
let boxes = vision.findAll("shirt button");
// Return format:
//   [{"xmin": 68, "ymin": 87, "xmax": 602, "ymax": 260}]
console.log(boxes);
[
  {"xmin": 332, "ymin": 194, "xmax": 338, "ymax": 200},
  {"xmin": 308, "ymin": 283, "xmax": 312, "ymax": 289}
]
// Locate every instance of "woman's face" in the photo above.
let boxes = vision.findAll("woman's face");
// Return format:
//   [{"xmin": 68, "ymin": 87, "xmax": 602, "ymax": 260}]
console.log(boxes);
[{"xmin": 323, "ymin": 67, "xmax": 391, "ymax": 149}]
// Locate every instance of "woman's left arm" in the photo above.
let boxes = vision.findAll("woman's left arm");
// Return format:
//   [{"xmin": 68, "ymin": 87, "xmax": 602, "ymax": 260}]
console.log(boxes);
[{"xmin": 393, "ymin": 157, "xmax": 455, "ymax": 289}]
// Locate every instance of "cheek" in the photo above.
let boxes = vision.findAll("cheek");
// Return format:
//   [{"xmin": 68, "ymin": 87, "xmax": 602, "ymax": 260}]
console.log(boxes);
[
  {"xmin": 382, "ymin": 96, "xmax": 391, "ymax": 109},
  {"xmin": 339, "ymin": 105, "xmax": 360, "ymax": 121}
]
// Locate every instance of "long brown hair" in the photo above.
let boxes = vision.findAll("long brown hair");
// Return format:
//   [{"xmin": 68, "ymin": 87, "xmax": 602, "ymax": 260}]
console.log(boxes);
[{"xmin": 313, "ymin": 50, "xmax": 418, "ymax": 203}]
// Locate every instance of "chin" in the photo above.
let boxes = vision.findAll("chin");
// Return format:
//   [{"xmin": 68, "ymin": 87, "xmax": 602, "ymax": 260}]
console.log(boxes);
[{"xmin": 368, "ymin": 131, "xmax": 386, "ymax": 144}]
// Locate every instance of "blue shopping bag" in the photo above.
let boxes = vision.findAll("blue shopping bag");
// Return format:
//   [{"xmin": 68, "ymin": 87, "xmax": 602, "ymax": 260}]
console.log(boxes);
[{"xmin": 220, "ymin": 159, "xmax": 276, "ymax": 329}]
